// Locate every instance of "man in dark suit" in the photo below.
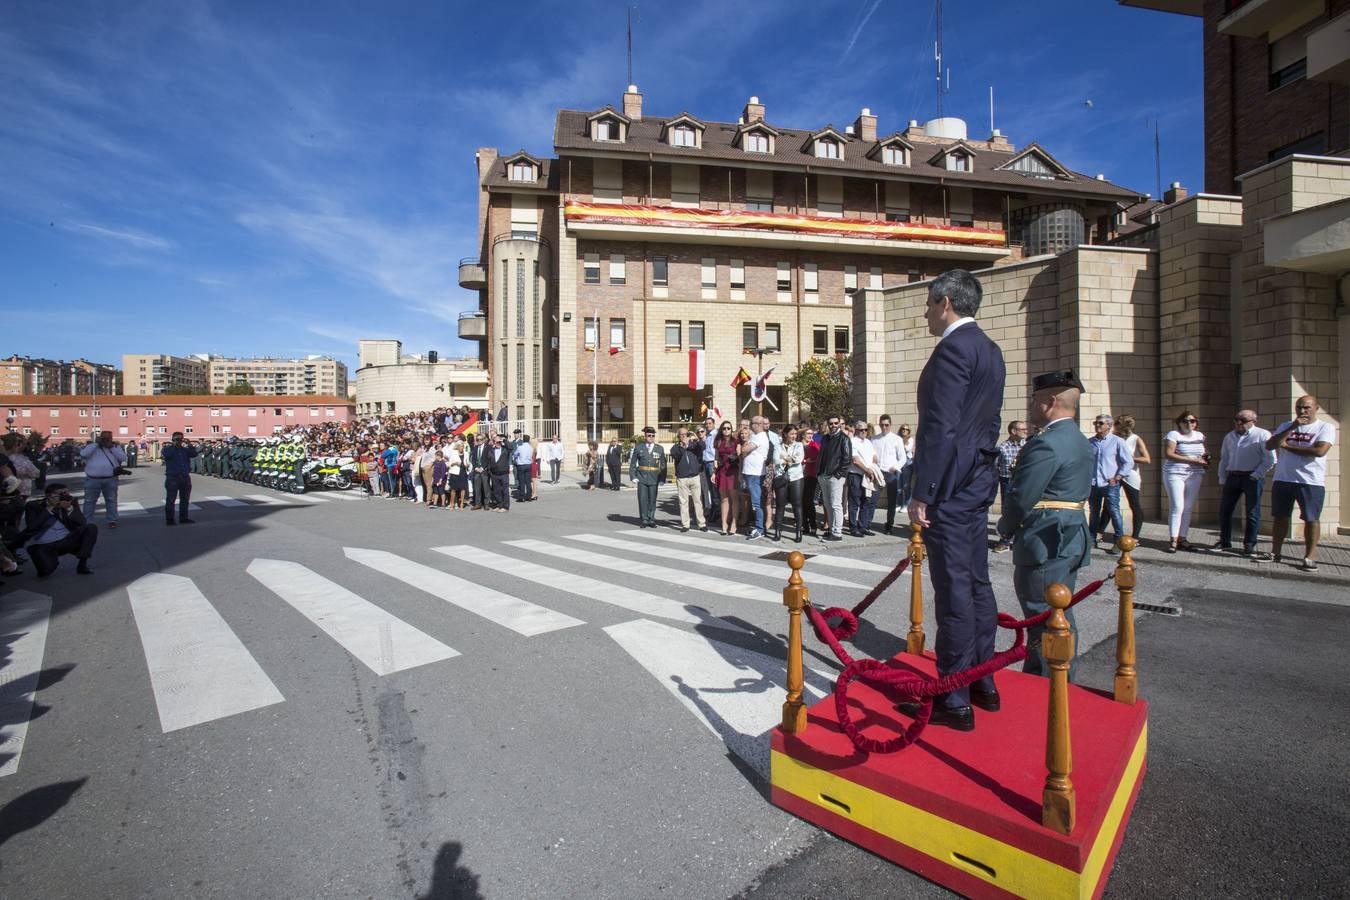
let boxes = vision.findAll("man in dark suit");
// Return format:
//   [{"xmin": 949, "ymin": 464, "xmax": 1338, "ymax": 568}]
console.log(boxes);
[
  {"xmin": 468, "ymin": 433, "xmax": 490, "ymax": 509},
  {"xmin": 9, "ymin": 483, "xmax": 98, "ymax": 577},
  {"xmin": 904, "ymin": 269, "xmax": 1006, "ymax": 731},
  {"xmin": 605, "ymin": 437, "xmax": 623, "ymax": 491},
  {"xmin": 485, "ymin": 432, "xmax": 512, "ymax": 511},
  {"xmin": 996, "ymin": 371, "xmax": 1094, "ymax": 680}
]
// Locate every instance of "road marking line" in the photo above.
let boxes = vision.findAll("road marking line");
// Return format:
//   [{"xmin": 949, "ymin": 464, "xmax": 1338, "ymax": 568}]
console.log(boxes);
[
  {"xmin": 432, "ymin": 545, "xmax": 747, "ymax": 632},
  {"xmin": 243, "ymin": 494, "xmax": 295, "ymax": 506},
  {"xmin": 289, "ymin": 493, "xmax": 331, "ymax": 503},
  {"xmin": 127, "ymin": 573, "xmax": 285, "ymax": 732},
  {"xmin": 617, "ymin": 528, "xmax": 892, "ymax": 573},
  {"xmin": 0, "ymin": 591, "xmax": 53, "ymax": 778},
  {"xmin": 246, "ymin": 559, "xmax": 459, "ymax": 675},
  {"xmin": 118, "ymin": 501, "xmax": 147, "ymax": 516},
  {"xmin": 204, "ymin": 496, "xmax": 249, "ymax": 507},
  {"xmin": 504, "ymin": 539, "xmax": 780, "ymax": 604},
  {"xmin": 566, "ymin": 533, "xmax": 867, "ymax": 589},
  {"xmin": 604, "ymin": 618, "xmax": 834, "ymax": 780},
  {"xmin": 344, "ymin": 548, "xmax": 583, "ymax": 637},
  {"xmin": 319, "ymin": 490, "xmax": 363, "ymax": 500}
]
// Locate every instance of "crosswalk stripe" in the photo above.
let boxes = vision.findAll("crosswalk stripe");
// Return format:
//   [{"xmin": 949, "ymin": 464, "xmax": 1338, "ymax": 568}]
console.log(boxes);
[
  {"xmin": 247, "ymin": 559, "xmax": 459, "ymax": 675},
  {"xmin": 127, "ymin": 573, "xmax": 285, "ymax": 732},
  {"xmin": 565, "ymin": 533, "xmax": 867, "ymax": 589},
  {"xmin": 432, "ymin": 545, "xmax": 746, "ymax": 631},
  {"xmin": 344, "ymin": 548, "xmax": 584, "ymax": 636},
  {"xmin": 504, "ymin": 539, "xmax": 780, "ymax": 604},
  {"xmin": 289, "ymin": 493, "xmax": 331, "ymax": 503},
  {"xmin": 617, "ymin": 528, "xmax": 893, "ymax": 573},
  {"xmin": 603, "ymin": 619, "xmax": 835, "ymax": 780},
  {"xmin": 204, "ymin": 496, "xmax": 249, "ymax": 507},
  {"xmin": 119, "ymin": 500, "xmax": 147, "ymax": 516},
  {"xmin": 0, "ymin": 591, "xmax": 53, "ymax": 778},
  {"xmin": 243, "ymin": 494, "xmax": 295, "ymax": 506},
  {"xmin": 320, "ymin": 490, "xmax": 363, "ymax": 500}
]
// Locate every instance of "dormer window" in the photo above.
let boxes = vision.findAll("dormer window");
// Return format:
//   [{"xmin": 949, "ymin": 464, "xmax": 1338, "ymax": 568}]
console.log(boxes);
[
  {"xmin": 509, "ymin": 161, "xmax": 536, "ymax": 181},
  {"xmin": 671, "ymin": 125, "xmax": 696, "ymax": 147},
  {"xmin": 595, "ymin": 118, "xmax": 621, "ymax": 141},
  {"xmin": 745, "ymin": 132, "xmax": 769, "ymax": 153},
  {"xmin": 882, "ymin": 145, "xmax": 907, "ymax": 166},
  {"xmin": 815, "ymin": 138, "xmax": 840, "ymax": 159},
  {"xmin": 945, "ymin": 151, "xmax": 970, "ymax": 172},
  {"xmin": 996, "ymin": 145, "xmax": 1073, "ymax": 181}
]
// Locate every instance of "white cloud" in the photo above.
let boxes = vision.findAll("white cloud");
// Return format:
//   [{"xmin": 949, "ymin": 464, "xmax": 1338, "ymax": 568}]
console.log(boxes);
[{"xmin": 67, "ymin": 221, "xmax": 174, "ymax": 251}]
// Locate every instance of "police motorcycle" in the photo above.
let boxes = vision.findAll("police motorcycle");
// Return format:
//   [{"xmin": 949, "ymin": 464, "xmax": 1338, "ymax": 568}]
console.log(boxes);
[{"xmin": 302, "ymin": 455, "xmax": 359, "ymax": 491}]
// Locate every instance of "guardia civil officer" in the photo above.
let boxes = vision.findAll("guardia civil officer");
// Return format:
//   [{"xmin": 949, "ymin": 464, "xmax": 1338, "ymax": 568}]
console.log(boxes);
[
  {"xmin": 995, "ymin": 371, "xmax": 1094, "ymax": 680},
  {"xmin": 630, "ymin": 427, "xmax": 667, "ymax": 528}
]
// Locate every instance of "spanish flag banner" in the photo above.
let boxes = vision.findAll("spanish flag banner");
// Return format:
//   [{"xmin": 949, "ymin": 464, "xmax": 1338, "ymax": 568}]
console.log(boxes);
[{"xmin": 731, "ymin": 367, "xmax": 752, "ymax": 389}]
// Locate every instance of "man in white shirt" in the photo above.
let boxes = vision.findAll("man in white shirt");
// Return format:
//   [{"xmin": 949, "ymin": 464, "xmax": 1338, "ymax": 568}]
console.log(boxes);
[
  {"xmin": 542, "ymin": 435, "xmax": 565, "ymax": 484},
  {"xmin": 1265, "ymin": 395, "xmax": 1336, "ymax": 570},
  {"xmin": 740, "ymin": 418, "xmax": 770, "ymax": 540},
  {"xmin": 847, "ymin": 420, "xmax": 882, "ymax": 537},
  {"xmin": 1213, "ymin": 408, "xmax": 1276, "ymax": 558},
  {"xmin": 79, "ymin": 431, "xmax": 127, "ymax": 529},
  {"xmin": 871, "ymin": 414, "xmax": 908, "ymax": 535}
]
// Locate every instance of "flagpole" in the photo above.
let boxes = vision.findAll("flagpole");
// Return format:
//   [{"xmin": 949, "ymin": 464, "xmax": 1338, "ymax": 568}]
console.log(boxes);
[
  {"xmin": 591, "ymin": 307, "xmax": 598, "ymax": 444},
  {"xmin": 756, "ymin": 348, "xmax": 764, "ymax": 418}
]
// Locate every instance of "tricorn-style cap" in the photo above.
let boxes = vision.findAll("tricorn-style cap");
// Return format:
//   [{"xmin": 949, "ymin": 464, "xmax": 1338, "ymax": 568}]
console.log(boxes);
[
  {"xmin": 1031, "ymin": 370, "xmax": 1085, "ymax": 393},
  {"xmin": 642, "ymin": 426, "xmax": 656, "ymax": 434}
]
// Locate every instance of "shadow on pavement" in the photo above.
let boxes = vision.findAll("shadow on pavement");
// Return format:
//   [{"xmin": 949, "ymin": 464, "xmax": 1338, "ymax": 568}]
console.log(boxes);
[
  {"xmin": 0, "ymin": 777, "xmax": 88, "ymax": 854},
  {"xmin": 417, "ymin": 841, "xmax": 484, "ymax": 900}
]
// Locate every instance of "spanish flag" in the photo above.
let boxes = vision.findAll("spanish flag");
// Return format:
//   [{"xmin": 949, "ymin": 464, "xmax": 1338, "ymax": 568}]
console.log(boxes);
[{"xmin": 731, "ymin": 367, "xmax": 752, "ymax": 389}]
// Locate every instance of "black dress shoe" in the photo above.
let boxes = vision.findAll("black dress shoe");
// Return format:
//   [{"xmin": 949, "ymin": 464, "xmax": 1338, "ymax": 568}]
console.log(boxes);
[
  {"xmin": 970, "ymin": 688, "xmax": 1001, "ymax": 712},
  {"xmin": 897, "ymin": 702, "xmax": 975, "ymax": 731},
  {"xmin": 180, "ymin": 518, "xmax": 196, "ymax": 524},
  {"xmin": 76, "ymin": 563, "xmax": 93, "ymax": 575}
]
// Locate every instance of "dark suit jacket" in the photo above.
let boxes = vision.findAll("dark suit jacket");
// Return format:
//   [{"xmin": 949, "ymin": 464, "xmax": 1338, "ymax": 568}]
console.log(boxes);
[
  {"xmin": 485, "ymin": 446, "xmax": 511, "ymax": 475},
  {"xmin": 912, "ymin": 322, "xmax": 1006, "ymax": 506},
  {"xmin": 605, "ymin": 445, "xmax": 623, "ymax": 470},
  {"xmin": 14, "ymin": 499, "xmax": 88, "ymax": 547}
]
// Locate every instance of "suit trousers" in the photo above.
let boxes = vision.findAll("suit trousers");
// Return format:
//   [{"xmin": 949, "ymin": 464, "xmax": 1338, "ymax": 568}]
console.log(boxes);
[
  {"xmin": 165, "ymin": 474, "xmax": 192, "ymax": 523},
  {"xmin": 515, "ymin": 464, "xmax": 533, "ymax": 500},
  {"xmin": 549, "ymin": 460, "xmax": 561, "ymax": 484},
  {"xmin": 472, "ymin": 471, "xmax": 491, "ymax": 507},
  {"xmin": 30, "ymin": 524, "xmax": 98, "ymax": 575},
  {"xmin": 637, "ymin": 481, "xmax": 659, "ymax": 524},
  {"xmin": 607, "ymin": 462, "xmax": 621, "ymax": 490},
  {"xmin": 1218, "ymin": 474, "xmax": 1263, "ymax": 549},
  {"xmin": 490, "ymin": 473, "xmax": 510, "ymax": 509},
  {"xmin": 1014, "ymin": 558, "xmax": 1081, "ymax": 681},
  {"xmin": 882, "ymin": 470, "xmax": 901, "ymax": 528},
  {"xmin": 676, "ymin": 475, "xmax": 705, "ymax": 529},
  {"xmin": 922, "ymin": 463, "xmax": 999, "ymax": 709}
]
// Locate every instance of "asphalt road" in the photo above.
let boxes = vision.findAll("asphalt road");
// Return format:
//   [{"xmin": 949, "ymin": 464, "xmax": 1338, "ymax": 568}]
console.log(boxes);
[{"xmin": 2, "ymin": 467, "xmax": 1346, "ymax": 899}]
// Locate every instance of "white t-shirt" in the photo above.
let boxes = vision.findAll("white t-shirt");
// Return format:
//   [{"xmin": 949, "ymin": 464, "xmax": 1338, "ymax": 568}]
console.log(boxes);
[
  {"xmin": 1122, "ymin": 434, "xmax": 1142, "ymax": 490},
  {"xmin": 1163, "ymin": 430, "xmax": 1206, "ymax": 478},
  {"xmin": 1273, "ymin": 419, "xmax": 1336, "ymax": 485},
  {"xmin": 850, "ymin": 435, "xmax": 878, "ymax": 476},
  {"xmin": 740, "ymin": 431, "xmax": 770, "ymax": 477}
]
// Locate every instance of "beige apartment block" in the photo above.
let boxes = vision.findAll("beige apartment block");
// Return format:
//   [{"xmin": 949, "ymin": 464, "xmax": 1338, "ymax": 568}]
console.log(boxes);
[
  {"xmin": 354, "ymin": 357, "xmax": 488, "ymax": 416},
  {"xmin": 206, "ymin": 356, "xmax": 348, "ymax": 396},
  {"xmin": 122, "ymin": 354, "xmax": 208, "ymax": 395},
  {"xmin": 1, "ymin": 356, "xmax": 116, "ymax": 396}
]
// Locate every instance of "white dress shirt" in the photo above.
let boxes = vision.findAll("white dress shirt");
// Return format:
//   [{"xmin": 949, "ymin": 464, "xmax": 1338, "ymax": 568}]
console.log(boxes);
[{"xmin": 871, "ymin": 431, "xmax": 907, "ymax": 472}]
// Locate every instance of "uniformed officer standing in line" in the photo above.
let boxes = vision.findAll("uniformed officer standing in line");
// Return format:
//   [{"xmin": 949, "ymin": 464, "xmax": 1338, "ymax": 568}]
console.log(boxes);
[
  {"xmin": 630, "ymin": 426, "xmax": 667, "ymax": 528},
  {"xmin": 995, "ymin": 370, "xmax": 1095, "ymax": 680}
]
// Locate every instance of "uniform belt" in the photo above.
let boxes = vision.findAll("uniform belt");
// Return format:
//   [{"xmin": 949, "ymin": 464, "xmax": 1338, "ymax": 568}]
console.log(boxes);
[
  {"xmin": 638, "ymin": 465, "xmax": 659, "ymax": 471},
  {"xmin": 1033, "ymin": 500, "xmax": 1086, "ymax": 510}
]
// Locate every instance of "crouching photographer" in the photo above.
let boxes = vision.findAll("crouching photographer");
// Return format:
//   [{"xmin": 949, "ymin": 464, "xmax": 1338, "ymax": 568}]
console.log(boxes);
[{"xmin": 5, "ymin": 483, "xmax": 97, "ymax": 577}]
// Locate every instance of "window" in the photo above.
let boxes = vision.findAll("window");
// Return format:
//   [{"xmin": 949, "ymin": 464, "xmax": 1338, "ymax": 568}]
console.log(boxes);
[
  {"xmin": 816, "ymin": 175, "xmax": 842, "ymax": 217},
  {"xmin": 1269, "ymin": 26, "xmax": 1311, "ymax": 91},
  {"xmin": 945, "ymin": 152, "xmax": 970, "ymax": 172},
  {"xmin": 509, "ymin": 161, "xmax": 535, "ymax": 181},
  {"xmin": 183, "ymin": 408, "xmax": 193, "ymax": 417},
  {"xmin": 746, "ymin": 169, "xmax": 773, "ymax": 211},
  {"xmin": 671, "ymin": 164, "xmax": 699, "ymax": 207},
  {"xmin": 210, "ymin": 408, "xmax": 219, "ymax": 417},
  {"xmin": 701, "ymin": 257, "xmax": 716, "ymax": 288},
  {"xmin": 671, "ymin": 124, "xmax": 696, "ymax": 147},
  {"xmin": 803, "ymin": 263, "xmax": 819, "ymax": 296},
  {"xmin": 950, "ymin": 213, "xmax": 974, "ymax": 227},
  {"xmin": 583, "ymin": 253, "xmax": 600, "ymax": 285},
  {"xmin": 222, "ymin": 425, "xmax": 232, "ymax": 434},
  {"xmin": 273, "ymin": 425, "xmax": 284, "ymax": 434},
  {"xmin": 49, "ymin": 409, "xmax": 59, "ymax": 417},
  {"xmin": 665, "ymin": 321, "xmax": 682, "ymax": 349},
  {"xmin": 247, "ymin": 425, "xmax": 257, "ymax": 434},
  {"xmin": 886, "ymin": 210, "xmax": 910, "ymax": 222},
  {"xmin": 220, "ymin": 409, "xmax": 231, "ymax": 417},
  {"xmin": 729, "ymin": 259, "xmax": 745, "ymax": 290},
  {"xmin": 835, "ymin": 326, "xmax": 850, "ymax": 353},
  {"xmin": 776, "ymin": 262, "xmax": 791, "ymax": 292},
  {"xmin": 118, "ymin": 426, "xmax": 128, "ymax": 435},
  {"xmin": 744, "ymin": 131, "xmax": 769, "ymax": 153},
  {"xmin": 21, "ymin": 427, "xmax": 30, "ymax": 435},
  {"xmin": 78, "ymin": 408, "xmax": 87, "ymax": 417},
  {"xmin": 688, "ymin": 321, "xmax": 705, "ymax": 349},
  {"xmin": 593, "ymin": 158, "xmax": 622, "ymax": 202},
  {"xmin": 908, "ymin": 269, "xmax": 923, "ymax": 283},
  {"xmin": 247, "ymin": 408, "xmax": 257, "ymax": 417},
  {"xmin": 325, "ymin": 407, "xmax": 335, "ymax": 416},
  {"xmin": 609, "ymin": 253, "xmax": 626, "ymax": 285},
  {"xmin": 844, "ymin": 265, "xmax": 858, "ymax": 293},
  {"xmin": 309, "ymin": 408, "xmax": 318, "ymax": 416},
  {"xmin": 584, "ymin": 316, "xmax": 598, "ymax": 349},
  {"xmin": 285, "ymin": 408, "xmax": 293, "ymax": 416},
  {"xmin": 21, "ymin": 409, "xmax": 29, "ymax": 418},
  {"xmin": 742, "ymin": 323, "xmax": 759, "ymax": 350},
  {"xmin": 118, "ymin": 408, "xmax": 127, "ymax": 418},
  {"xmin": 869, "ymin": 266, "xmax": 883, "ymax": 290},
  {"xmin": 882, "ymin": 145, "xmax": 907, "ymax": 165},
  {"xmin": 815, "ymin": 138, "xmax": 840, "ymax": 159},
  {"xmin": 652, "ymin": 256, "xmax": 668, "ymax": 286},
  {"xmin": 159, "ymin": 409, "xmax": 168, "ymax": 417},
  {"xmin": 517, "ymin": 258, "xmax": 527, "ymax": 337},
  {"xmin": 50, "ymin": 426, "xmax": 60, "ymax": 435},
  {"xmin": 764, "ymin": 323, "xmax": 781, "ymax": 352},
  {"xmin": 516, "ymin": 345, "xmax": 525, "ymax": 397},
  {"xmin": 746, "ymin": 198, "xmax": 773, "ymax": 212},
  {"xmin": 595, "ymin": 118, "xmax": 620, "ymax": 141},
  {"xmin": 211, "ymin": 425, "xmax": 220, "ymax": 434},
  {"xmin": 79, "ymin": 426, "xmax": 88, "ymax": 435},
  {"xmin": 813, "ymin": 325, "xmax": 829, "ymax": 354},
  {"xmin": 609, "ymin": 318, "xmax": 626, "ymax": 349}
]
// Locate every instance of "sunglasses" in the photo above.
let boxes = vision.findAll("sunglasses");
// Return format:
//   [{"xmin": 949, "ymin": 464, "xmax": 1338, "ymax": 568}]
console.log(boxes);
[{"xmin": 1182, "ymin": 418, "xmax": 1198, "ymax": 424}]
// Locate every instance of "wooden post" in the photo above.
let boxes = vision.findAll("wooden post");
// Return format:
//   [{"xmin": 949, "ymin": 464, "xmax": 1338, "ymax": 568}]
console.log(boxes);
[
  {"xmin": 1113, "ymin": 536, "xmax": 1138, "ymax": 704},
  {"xmin": 1042, "ymin": 583, "xmax": 1076, "ymax": 835},
  {"xmin": 906, "ymin": 523, "xmax": 926, "ymax": 655},
  {"xmin": 781, "ymin": 550, "xmax": 809, "ymax": 734}
]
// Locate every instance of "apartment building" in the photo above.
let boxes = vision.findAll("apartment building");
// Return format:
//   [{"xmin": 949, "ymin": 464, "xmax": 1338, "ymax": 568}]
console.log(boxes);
[
  {"xmin": 206, "ymin": 356, "xmax": 348, "ymax": 396},
  {"xmin": 122, "ymin": 354, "xmax": 210, "ymax": 395},
  {"xmin": 461, "ymin": 87, "xmax": 1144, "ymax": 447},
  {"xmin": 3, "ymin": 395, "xmax": 353, "ymax": 442},
  {"xmin": 1, "ymin": 356, "xmax": 116, "ymax": 395}
]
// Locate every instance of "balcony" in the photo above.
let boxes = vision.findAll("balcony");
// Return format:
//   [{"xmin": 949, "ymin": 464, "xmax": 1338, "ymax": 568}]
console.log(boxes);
[
  {"xmin": 458, "ymin": 257, "xmax": 486, "ymax": 290},
  {"xmin": 458, "ymin": 312, "xmax": 487, "ymax": 341},
  {"xmin": 1308, "ymin": 10, "xmax": 1350, "ymax": 83},
  {"xmin": 563, "ymin": 202, "xmax": 1010, "ymax": 261},
  {"xmin": 1264, "ymin": 195, "xmax": 1350, "ymax": 274},
  {"xmin": 1217, "ymin": 0, "xmax": 1323, "ymax": 38}
]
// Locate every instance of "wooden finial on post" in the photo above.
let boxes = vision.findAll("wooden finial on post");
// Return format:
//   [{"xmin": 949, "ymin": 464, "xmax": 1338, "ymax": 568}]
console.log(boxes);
[
  {"xmin": 1113, "ymin": 536, "xmax": 1138, "ymax": 704},
  {"xmin": 906, "ymin": 523, "xmax": 927, "ymax": 655},
  {"xmin": 781, "ymin": 550, "xmax": 809, "ymax": 734},
  {"xmin": 1042, "ymin": 583, "xmax": 1076, "ymax": 835}
]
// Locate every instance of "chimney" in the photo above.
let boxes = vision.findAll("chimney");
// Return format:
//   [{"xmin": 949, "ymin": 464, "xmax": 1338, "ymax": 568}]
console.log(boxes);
[
  {"xmin": 986, "ymin": 128, "xmax": 1011, "ymax": 151},
  {"xmin": 1163, "ymin": 181, "xmax": 1188, "ymax": 204},
  {"xmin": 743, "ymin": 95, "xmax": 765, "ymax": 123},
  {"xmin": 623, "ymin": 84, "xmax": 642, "ymax": 121},
  {"xmin": 853, "ymin": 107, "xmax": 877, "ymax": 142},
  {"xmin": 904, "ymin": 118, "xmax": 927, "ymax": 141}
]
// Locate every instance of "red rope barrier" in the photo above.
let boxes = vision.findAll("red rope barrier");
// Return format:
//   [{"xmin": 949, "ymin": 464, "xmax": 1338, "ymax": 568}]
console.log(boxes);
[
  {"xmin": 804, "ymin": 576, "xmax": 1110, "ymax": 754},
  {"xmin": 816, "ymin": 556, "xmax": 910, "ymax": 643}
]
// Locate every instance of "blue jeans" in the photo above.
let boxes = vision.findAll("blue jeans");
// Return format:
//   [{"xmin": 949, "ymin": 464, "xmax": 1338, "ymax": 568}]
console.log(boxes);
[
  {"xmin": 746, "ymin": 475, "xmax": 765, "ymax": 532},
  {"xmin": 1218, "ymin": 474, "xmax": 1264, "ymax": 549},
  {"xmin": 83, "ymin": 475, "xmax": 119, "ymax": 524},
  {"xmin": 898, "ymin": 462, "xmax": 915, "ymax": 506},
  {"xmin": 164, "ymin": 473, "xmax": 192, "ymax": 522},
  {"xmin": 997, "ymin": 476, "xmax": 1014, "ymax": 545},
  {"xmin": 702, "ymin": 459, "xmax": 720, "ymax": 513},
  {"xmin": 1089, "ymin": 483, "xmax": 1124, "ymax": 542},
  {"xmin": 846, "ymin": 472, "xmax": 877, "ymax": 533}
]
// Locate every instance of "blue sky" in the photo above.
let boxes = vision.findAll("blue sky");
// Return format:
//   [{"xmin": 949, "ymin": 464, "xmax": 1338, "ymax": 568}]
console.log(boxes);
[{"xmin": 2, "ymin": 0, "xmax": 1201, "ymax": 374}]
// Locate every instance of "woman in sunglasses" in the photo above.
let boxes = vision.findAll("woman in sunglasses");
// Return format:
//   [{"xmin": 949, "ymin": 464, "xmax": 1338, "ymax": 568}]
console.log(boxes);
[
  {"xmin": 714, "ymin": 421, "xmax": 742, "ymax": 535},
  {"xmin": 1163, "ymin": 411, "xmax": 1208, "ymax": 552}
]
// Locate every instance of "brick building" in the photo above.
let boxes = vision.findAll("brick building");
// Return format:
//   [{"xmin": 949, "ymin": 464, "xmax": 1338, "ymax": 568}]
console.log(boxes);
[
  {"xmin": 0, "ymin": 356, "xmax": 116, "ymax": 396},
  {"xmin": 122, "ymin": 354, "xmax": 210, "ymax": 395},
  {"xmin": 3, "ymin": 395, "xmax": 354, "ymax": 443},
  {"xmin": 461, "ymin": 87, "xmax": 1145, "ymax": 448}
]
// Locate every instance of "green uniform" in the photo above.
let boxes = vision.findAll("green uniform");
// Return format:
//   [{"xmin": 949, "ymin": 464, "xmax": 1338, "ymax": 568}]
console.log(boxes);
[
  {"xmin": 629, "ymin": 439, "xmax": 667, "ymax": 526},
  {"xmin": 996, "ymin": 418, "xmax": 1093, "ymax": 679}
]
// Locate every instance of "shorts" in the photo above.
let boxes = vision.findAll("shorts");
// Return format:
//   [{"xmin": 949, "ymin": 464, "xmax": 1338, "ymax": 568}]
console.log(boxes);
[{"xmin": 1271, "ymin": 481, "xmax": 1324, "ymax": 522}]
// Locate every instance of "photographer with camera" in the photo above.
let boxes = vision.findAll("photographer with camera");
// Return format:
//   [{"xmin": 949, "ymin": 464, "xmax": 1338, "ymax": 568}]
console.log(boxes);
[
  {"xmin": 7, "ymin": 483, "xmax": 97, "ymax": 577},
  {"xmin": 79, "ymin": 430, "xmax": 128, "ymax": 529},
  {"xmin": 161, "ymin": 431, "xmax": 199, "ymax": 526}
]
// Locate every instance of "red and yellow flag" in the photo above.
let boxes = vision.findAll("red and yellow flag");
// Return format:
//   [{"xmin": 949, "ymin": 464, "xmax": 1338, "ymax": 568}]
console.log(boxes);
[{"xmin": 731, "ymin": 367, "xmax": 752, "ymax": 389}]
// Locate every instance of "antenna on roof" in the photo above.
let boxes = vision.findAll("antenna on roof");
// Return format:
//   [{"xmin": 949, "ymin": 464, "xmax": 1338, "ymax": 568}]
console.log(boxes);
[
  {"xmin": 626, "ymin": 6, "xmax": 638, "ymax": 88},
  {"xmin": 1153, "ymin": 118, "xmax": 1162, "ymax": 201},
  {"xmin": 934, "ymin": 0, "xmax": 944, "ymax": 118},
  {"xmin": 989, "ymin": 85, "xmax": 995, "ymax": 134}
]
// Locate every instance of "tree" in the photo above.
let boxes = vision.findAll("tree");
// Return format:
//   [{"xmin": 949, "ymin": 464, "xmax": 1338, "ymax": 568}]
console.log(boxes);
[
  {"xmin": 162, "ymin": 386, "xmax": 197, "ymax": 395},
  {"xmin": 783, "ymin": 355, "xmax": 853, "ymax": 424},
  {"xmin": 223, "ymin": 382, "xmax": 256, "ymax": 395}
]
